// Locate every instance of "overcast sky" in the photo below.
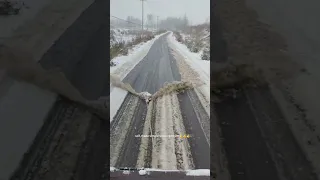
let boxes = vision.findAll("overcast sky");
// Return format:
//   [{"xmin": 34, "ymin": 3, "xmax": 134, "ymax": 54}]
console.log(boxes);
[{"xmin": 110, "ymin": 0, "xmax": 210, "ymax": 25}]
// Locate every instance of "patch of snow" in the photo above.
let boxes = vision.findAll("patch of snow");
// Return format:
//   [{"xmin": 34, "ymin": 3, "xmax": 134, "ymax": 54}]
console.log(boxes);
[
  {"xmin": 138, "ymin": 91, "xmax": 152, "ymax": 104},
  {"xmin": 186, "ymin": 169, "xmax": 210, "ymax": 176},
  {"xmin": 138, "ymin": 169, "xmax": 147, "ymax": 175},
  {"xmin": 110, "ymin": 167, "xmax": 117, "ymax": 172},
  {"xmin": 144, "ymin": 168, "xmax": 181, "ymax": 172},
  {"xmin": 109, "ymin": 87, "xmax": 127, "ymax": 121},
  {"xmin": 123, "ymin": 170, "xmax": 130, "ymax": 175},
  {"xmin": 167, "ymin": 32, "xmax": 210, "ymax": 82},
  {"xmin": 138, "ymin": 168, "xmax": 210, "ymax": 176},
  {"xmin": 180, "ymin": 33, "xmax": 187, "ymax": 41}
]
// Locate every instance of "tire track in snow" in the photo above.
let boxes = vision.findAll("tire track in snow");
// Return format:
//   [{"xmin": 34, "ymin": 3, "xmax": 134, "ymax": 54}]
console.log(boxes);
[
  {"xmin": 169, "ymin": 48, "xmax": 210, "ymax": 116},
  {"xmin": 170, "ymin": 94, "xmax": 194, "ymax": 170},
  {"xmin": 136, "ymin": 100, "xmax": 154, "ymax": 168},
  {"xmin": 110, "ymin": 95, "xmax": 139, "ymax": 167},
  {"xmin": 151, "ymin": 94, "xmax": 194, "ymax": 170},
  {"xmin": 185, "ymin": 90, "xmax": 210, "ymax": 145}
]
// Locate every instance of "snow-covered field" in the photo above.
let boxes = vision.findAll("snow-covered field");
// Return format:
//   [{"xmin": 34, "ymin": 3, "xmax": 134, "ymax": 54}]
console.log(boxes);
[{"xmin": 109, "ymin": 33, "xmax": 166, "ymax": 122}]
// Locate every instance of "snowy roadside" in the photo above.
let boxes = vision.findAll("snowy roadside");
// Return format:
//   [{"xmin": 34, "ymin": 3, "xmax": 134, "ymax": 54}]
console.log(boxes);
[
  {"xmin": 109, "ymin": 32, "xmax": 167, "ymax": 122},
  {"xmin": 167, "ymin": 32, "xmax": 210, "ymax": 115},
  {"xmin": 168, "ymin": 33, "xmax": 210, "ymax": 82},
  {"xmin": 174, "ymin": 24, "xmax": 210, "ymax": 61},
  {"xmin": 110, "ymin": 29, "xmax": 156, "ymax": 61}
]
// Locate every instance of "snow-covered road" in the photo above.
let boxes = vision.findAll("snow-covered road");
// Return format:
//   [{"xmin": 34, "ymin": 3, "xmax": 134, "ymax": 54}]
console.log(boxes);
[{"xmin": 110, "ymin": 32, "xmax": 210, "ymax": 170}]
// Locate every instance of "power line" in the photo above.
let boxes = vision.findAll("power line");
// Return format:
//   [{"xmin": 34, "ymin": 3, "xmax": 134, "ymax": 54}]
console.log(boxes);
[{"xmin": 110, "ymin": 15, "xmax": 142, "ymax": 26}]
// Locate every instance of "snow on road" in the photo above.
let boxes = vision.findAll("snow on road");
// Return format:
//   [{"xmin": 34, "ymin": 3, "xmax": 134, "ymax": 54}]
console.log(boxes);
[
  {"xmin": 149, "ymin": 93, "xmax": 194, "ymax": 170},
  {"xmin": 186, "ymin": 169, "xmax": 210, "ymax": 176},
  {"xmin": 110, "ymin": 33, "xmax": 166, "ymax": 122},
  {"xmin": 136, "ymin": 93, "xmax": 194, "ymax": 170},
  {"xmin": 167, "ymin": 32, "xmax": 210, "ymax": 115}
]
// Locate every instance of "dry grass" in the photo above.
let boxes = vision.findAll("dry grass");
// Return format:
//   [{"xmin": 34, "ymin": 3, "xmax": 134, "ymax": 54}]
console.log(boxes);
[
  {"xmin": 152, "ymin": 81, "xmax": 194, "ymax": 99},
  {"xmin": 110, "ymin": 74, "xmax": 197, "ymax": 102}
]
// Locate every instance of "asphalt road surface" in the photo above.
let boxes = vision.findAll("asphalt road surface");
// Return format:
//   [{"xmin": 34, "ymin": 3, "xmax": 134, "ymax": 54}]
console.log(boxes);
[{"xmin": 110, "ymin": 34, "xmax": 210, "ymax": 170}]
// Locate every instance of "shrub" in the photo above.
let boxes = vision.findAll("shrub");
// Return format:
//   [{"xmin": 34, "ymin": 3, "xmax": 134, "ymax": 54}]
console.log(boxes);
[
  {"xmin": 201, "ymin": 49, "xmax": 210, "ymax": 60},
  {"xmin": 110, "ymin": 60, "xmax": 116, "ymax": 66},
  {"xmin": 109, "ymin": 30, "xmax": 157, "ymax": 66},
  {"xmin": 174, "ymin": 32, "xmax": 183, "ymax": 43},
  {"xmin": 191, "ymin": 46, "xmax": 199, "ymax": 53}
]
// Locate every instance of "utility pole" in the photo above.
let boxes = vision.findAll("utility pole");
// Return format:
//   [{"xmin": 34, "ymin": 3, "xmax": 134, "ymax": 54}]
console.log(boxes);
[
  {"xmin": 157, "ymin": 16, "xmax": 159, "ymax": 31},
  {"xmin": 141, "ymin": 0, "xmax": 145, "ymax": 31}
]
